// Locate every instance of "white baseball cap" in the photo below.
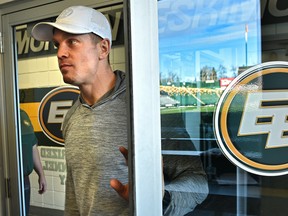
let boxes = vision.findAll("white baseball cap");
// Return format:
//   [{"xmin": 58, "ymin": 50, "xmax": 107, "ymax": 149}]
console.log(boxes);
[{"xmin": 31, "ymin": 5, "xmax": 112, "ymax": 46}]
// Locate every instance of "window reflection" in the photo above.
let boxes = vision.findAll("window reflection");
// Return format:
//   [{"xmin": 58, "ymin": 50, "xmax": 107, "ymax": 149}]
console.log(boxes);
[{"xmin": 158, "ymin": 0, "xmax": 261, "ymax": 215}]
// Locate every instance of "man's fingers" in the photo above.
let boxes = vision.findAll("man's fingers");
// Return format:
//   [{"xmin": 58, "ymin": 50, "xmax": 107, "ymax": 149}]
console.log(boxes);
[
  {"xmin": 110, "ymin": 179, "xmax": 124, "ymax": 192},
  {"xmin": 119, "ymin": 146, "xmax": 128, "ymax": 161},
  {"xmin": 110, "ymin": 178, "xmax": 129, "ymax": 201}
]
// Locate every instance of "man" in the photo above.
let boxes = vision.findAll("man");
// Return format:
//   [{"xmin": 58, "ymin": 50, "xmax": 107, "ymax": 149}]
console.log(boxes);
[
  {"xmin": 31, "ymin": 5, "xmax": 208, "ymax": 216},
  {"xmin": 20, "ymin": 109, "xmax": 47, "ymax": 214},
  {"xmin": 32, "ymin": 5, "xmax": 128, "ymax": 215}
]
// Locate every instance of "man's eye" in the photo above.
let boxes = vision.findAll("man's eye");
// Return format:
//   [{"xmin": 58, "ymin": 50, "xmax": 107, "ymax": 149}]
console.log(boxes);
[
  {"xmin": 69, "ymin": 39, "xmax": 77, "ymax": 45},
  {"xmin": 53, "ymin": 42, "xmax": 59, "ymax": 49}
]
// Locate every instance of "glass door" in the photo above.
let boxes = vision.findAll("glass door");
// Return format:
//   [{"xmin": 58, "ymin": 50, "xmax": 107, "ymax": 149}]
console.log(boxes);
[
  {"xmin": 1, "ymin": 0, "xmax": 127, "ymax": 215},
  {"xmin": 158, "ymin": 0, "xmax": 288, "ymax": 215}
]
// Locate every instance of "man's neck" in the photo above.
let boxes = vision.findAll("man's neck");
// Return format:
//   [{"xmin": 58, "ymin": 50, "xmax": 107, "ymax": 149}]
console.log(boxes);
[{"xmin": 80, "ymin": 69, "xmax": 116, "ymax": 106}]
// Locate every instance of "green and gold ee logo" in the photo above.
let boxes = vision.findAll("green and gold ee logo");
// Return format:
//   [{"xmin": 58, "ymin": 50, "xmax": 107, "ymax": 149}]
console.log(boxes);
[
  {"xmin": 38, "ymin": 86, "xmax": 80, "ymax": 145},
  {"xmin": 214, "ymin": 61, "xmax": 288, "ymax": 176}
]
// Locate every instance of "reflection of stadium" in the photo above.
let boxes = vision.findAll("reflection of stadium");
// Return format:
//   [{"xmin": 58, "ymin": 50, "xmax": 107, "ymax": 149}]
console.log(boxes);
[
  {"xmin": 160, "ymin": 85, "xmax": 222, "ymax": 106},
  {"xmin": 160, "ymin": 95, "xmax": 180, "ymax": 107}
]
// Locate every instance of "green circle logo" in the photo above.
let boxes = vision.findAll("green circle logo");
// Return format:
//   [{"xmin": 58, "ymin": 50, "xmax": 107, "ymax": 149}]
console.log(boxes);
[
  {"xmin": 38, "ymin": 86, "xmax": 80, "ymax": 145},
  {"xmin": 214, "ymin": 61, "xmax": 288, "ymax": 176}
]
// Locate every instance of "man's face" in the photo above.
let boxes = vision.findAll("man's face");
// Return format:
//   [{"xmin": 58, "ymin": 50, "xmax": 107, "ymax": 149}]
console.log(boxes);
[{"xmin": 52, "ymin": 29, "xmax": 100, "ymax": 86}]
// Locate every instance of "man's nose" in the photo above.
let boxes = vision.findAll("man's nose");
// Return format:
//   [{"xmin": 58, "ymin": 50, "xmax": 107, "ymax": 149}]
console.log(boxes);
[{"xmin": 57, "ymin": 44, "xmax": 68, "ymax": 59}]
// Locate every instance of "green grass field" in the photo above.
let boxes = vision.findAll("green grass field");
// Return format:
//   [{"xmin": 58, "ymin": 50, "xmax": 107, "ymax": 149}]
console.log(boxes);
[{"xmin": 160, "ymin": 105, "xmax": 216, "ymax": 114}]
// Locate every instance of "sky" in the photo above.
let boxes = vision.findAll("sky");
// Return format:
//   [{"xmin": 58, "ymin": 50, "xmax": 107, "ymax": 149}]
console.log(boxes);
[{"xmin": 158, "ymin": 0, "xmax": 261, "ymax": 82}]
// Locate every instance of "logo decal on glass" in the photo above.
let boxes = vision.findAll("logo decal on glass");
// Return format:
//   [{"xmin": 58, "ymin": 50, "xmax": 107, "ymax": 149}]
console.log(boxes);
[{"xmin": 214, "ymin": 61, "xmax": 288, "ymax": 176}]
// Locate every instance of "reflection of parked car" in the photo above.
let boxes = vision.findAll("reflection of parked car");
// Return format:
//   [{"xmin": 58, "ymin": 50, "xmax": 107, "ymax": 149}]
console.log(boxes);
[{"xmin": 160, "ymin": 95, "xmax": 180, "ymax": 107}]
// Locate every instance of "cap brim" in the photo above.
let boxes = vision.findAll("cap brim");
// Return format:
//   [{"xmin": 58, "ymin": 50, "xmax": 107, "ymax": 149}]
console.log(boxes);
[{"xmin": 31, "ymin": 22, "xmax": 91, "ymax": 41}]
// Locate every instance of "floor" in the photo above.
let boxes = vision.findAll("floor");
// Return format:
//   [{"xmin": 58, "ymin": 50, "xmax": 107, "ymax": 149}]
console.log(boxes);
[{"xmin": 29, "ymin": 206, "xmax": 63, "ymax": 216}]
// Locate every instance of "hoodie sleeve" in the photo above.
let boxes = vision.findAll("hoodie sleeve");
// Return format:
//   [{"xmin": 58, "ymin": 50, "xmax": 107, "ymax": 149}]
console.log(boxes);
[{"xmin": 162, "ymin": 154, "xmax": 209, "ymax": 216}]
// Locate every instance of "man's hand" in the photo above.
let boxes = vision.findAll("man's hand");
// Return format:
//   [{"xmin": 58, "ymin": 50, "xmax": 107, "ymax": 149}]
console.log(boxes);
[
  {"xmin": 119, "ymin": 146, "xmax": 128, "ymax": 165},
  {"xmin": 110, "ymin": 146, "xmax": 129, "ymax": 201},
  {"xmin": 38, "ymin": 175, "xmax": 47, "ymax": 194},
  {"xmin": 110, "ymin": 178, "xmax": 129, "ymax": 201}
]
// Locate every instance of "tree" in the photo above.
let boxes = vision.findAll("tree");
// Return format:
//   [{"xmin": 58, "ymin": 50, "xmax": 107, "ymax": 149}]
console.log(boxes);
[{"xmin": 217, "ymin": 64, "xmax": 227, "ymax": 78}]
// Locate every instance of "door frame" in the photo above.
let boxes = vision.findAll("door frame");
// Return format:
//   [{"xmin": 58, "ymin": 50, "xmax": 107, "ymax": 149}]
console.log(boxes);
[{"xmin": 0, "ymin": 0, "xmax": 162, "ymax": 215}]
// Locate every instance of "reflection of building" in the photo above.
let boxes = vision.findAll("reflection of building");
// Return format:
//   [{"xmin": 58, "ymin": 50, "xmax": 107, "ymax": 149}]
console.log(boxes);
[
  {"xmin": 261, "ymin": 0, "xmax": 288, "ymax": 62},
  {"xmin": 238, "ymin": 66, "xmax": 251, "ymax": 75}
]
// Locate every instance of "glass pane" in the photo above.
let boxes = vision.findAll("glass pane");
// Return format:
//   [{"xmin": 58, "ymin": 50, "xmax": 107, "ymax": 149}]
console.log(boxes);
[
  {"xmin": 15, "ymin": 4, "xmax": 125, "ymax": 215},
  {"xmin": 158, "ymin": 0, "xmax": 262, "ymax": 215},
  {"xmin": 259, "ymin": 0, "xmax": 288, "ymax": 215},
  {"xmin": 16, "ymin": 22, "xmax": 66, "ymax": 215}
]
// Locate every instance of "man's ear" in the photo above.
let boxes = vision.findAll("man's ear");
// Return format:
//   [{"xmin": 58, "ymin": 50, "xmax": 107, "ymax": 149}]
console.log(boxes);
[{"xmin": 99, "ymin": 39, "xmax": 111, "ymax": 60}]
